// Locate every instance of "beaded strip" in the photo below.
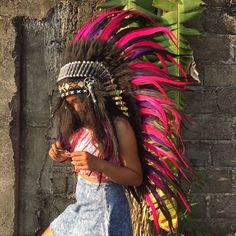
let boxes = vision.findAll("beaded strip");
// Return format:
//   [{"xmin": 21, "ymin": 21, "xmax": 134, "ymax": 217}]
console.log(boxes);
[
  {"xmin": 57, "ymin": 60, "xmax": 129, "ymax": 116},
  {"xmin": 57, "ymin": 61, "xmax": 112, "ymax": 83}
]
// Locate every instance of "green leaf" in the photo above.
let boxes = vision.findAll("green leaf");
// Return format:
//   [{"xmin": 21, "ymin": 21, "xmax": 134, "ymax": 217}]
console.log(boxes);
[
  {"xmin": 97, "ymin": 0, "xmax": 143, "ymax": 9},
  {"xmin": 134, "ymin": 0, "xmax": 155, "ymax": 13},
  {"xmin": 153, "ymin": 0, "xmax": 205, "ymax": 14},
  {"xmin": 97, "ymin": 0, "xmax": 159, "ymax": 18},
  {"xmin": 169, "ymin": 39, "xmax": 192, "ymax": 50},
  {"xmin": 97, "ymin": 0, "xmax": 125, "ymax": 9},
  {"xmin": 132, "ymin": 2, "xmax": 160, "ymax": 19},
  {"xmin": 153, "ymin": 0, "xmax": 176, "ymax": 12},
  {"xmin": 97, "ymin": 0, "xmax": 156, "ymax": 12},
  {"xmin": 152, "ymin": 0, "xmax": 205, "ymax": 79},
  {"xmin": 178, "ymin": 0, "xmax": 206, "ymax": 13},
  {"xmin": 160, "ymin": 9, "xmax": 203, "ymax": 25},
  {"xmin": 179, "ymin": 25, "xmax": 202, "ymax": 36}
]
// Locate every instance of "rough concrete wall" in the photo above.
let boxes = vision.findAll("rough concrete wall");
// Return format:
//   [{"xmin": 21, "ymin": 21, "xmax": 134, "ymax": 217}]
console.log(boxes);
[
  {"xmin": 184, "ymin": 0, "xmax": 236, "ymax": 235},
  {"xmin": 0, "ymin": 15, "xmax": 17, "ymax": 236},
  {"xmin": 0, "ymin": 0, "xmax": 235, "ymax": 236},
  {"xmin": 0, "ymin": 1, "xmax": 96, "ymax": 235}
]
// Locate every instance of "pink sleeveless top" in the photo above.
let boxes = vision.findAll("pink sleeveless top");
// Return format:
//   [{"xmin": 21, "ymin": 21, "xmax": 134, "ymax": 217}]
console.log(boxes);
[{"xmin": 70, "ymin": 127, "xmax": 121, "ymax": 182}]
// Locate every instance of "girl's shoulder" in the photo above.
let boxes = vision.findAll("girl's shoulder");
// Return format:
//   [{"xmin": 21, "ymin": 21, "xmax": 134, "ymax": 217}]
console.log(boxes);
[
  {"xmin": 113, "ymin": 117, "xmax": 135, "ymax": 139},
  {"xmin": 113, "ymin": 116, "xmax": 130, "ymax": 130}
]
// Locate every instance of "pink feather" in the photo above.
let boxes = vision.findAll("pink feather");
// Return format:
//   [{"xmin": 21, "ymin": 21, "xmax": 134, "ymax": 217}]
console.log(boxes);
[
  {"xmin": 132, "ymin": 77, "xmax": 169, "ymax": 97},
  {"xmin": 145, "ymin": 194, "xmax": 160, "ymax": 233},
  {"xmin": 74, "ymin": 10, "xmax": 121, "ymax": 41},
  {"xmin": 117, "ymin": 26, "xmax": 177, "ymax": 47}
]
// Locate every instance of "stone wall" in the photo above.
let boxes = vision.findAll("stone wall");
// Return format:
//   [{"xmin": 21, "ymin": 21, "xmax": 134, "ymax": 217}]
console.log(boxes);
[
  {"xmin": 0, "ymin": 1, "xmax": 97, "ymax": 235},
  {"xmin": 184, "ymin": 0, "xmax": 236, "ymax": 235},
  {"xmin": 0, "ymin": 0, "xmax": 235, "ymax": 235}
]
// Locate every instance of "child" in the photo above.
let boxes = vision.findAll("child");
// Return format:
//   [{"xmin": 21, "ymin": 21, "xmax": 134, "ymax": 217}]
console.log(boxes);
[
  {"xmin": 43, "ymin": 9, "xmax": 191, "ymax": 236},
  {"xmin": 44, "ymin": 95, "xmax": 142, "ymax": 236}
]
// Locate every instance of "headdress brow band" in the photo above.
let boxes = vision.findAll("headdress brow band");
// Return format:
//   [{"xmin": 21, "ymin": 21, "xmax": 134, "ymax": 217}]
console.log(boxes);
[
  {"xmin": 57, "ymin": 61, "xmax": 112, "ymax": 82},
  {"xmin": 57, "ymin": 60, "xmax": 128, "ymax": 115}
]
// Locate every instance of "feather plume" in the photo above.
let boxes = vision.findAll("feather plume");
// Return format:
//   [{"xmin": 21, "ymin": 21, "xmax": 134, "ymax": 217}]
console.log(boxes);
[{"xmin": 72, "ymin": 9, "xmax": 192, "ymax": 234}]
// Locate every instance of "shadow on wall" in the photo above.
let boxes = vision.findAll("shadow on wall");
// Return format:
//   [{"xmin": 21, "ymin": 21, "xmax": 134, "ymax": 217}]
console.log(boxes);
[{"xmin": 11, "ymin": 1, "xmax": 97, "ymax": 235}]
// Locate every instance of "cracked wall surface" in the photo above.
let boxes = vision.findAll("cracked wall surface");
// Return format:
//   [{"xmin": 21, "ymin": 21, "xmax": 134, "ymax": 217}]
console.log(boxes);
[
  {"xmin": 0, "ymin": 0, "xmax": 236, "ymax": 235},
  {"xmin": 0, "ymin": 1, "xmax": 96, "ymax": 235}
]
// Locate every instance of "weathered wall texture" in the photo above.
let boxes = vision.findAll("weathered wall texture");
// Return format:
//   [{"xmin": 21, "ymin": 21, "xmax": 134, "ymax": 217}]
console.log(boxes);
[
  {"xmin": 0, "ymin": 1, "xmax": 97, "ymax": 235},
  {"xmin": 0, "ymin": 0, "xmax": 235, "ymax": 236},
  {"xmin": 184, "ymin": 0, "xmax": 236, "ymax": 235}
]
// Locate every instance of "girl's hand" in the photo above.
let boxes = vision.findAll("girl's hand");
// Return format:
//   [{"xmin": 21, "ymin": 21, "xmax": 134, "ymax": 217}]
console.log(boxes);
[
  {"xmin": 49, "ymin": 140, "xmax": 71, "ymax": 163},
  {"xmin": 70, "ymin": 151, "xmax": 105, "ymax": 172}
]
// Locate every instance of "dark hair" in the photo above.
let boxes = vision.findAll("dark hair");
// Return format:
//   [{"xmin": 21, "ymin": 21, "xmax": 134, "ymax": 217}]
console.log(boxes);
[
  {"xmin": 54, "ymin": 38, "xmax": 133, "ymax": 157},
  {"xmin": 53, "ymin": 38, "xmax": 145, "ymax": 196},
  {"xmin": 53, "ymin": 89, "xmax": 127, "ymax": 159}
]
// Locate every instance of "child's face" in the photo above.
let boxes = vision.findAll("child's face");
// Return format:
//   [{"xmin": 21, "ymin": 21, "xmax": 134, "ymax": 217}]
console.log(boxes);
[
  {"xmin": 65, "ymin": 95, "xmax": 82, "ymax": 112},
  {"xmin": 65, "ymin": 94, "xmax": 92, "ymax": 128}
]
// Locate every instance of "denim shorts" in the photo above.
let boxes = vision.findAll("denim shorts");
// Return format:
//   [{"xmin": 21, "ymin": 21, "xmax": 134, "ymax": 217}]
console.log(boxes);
[{"xmin": 50, "ymin": 175, "xmax": 133, "ymax": 236}]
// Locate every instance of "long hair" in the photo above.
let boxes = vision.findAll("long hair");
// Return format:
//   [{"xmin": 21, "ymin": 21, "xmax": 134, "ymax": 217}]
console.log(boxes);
[
  {"xmin": 53, "ymin": 37, "xmax": 145, "ymax": 197},
  {"xmin": 54, "ymin": 37, "xmax": 136, "ymax": 157},
  {"xmin": 53, "ymin": 86, "xmax": 128, "ymax": 160}
]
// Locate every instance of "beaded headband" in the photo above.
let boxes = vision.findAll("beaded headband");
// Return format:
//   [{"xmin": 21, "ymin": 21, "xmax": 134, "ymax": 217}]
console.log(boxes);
[
  {"xmin": 57, "ymin": 61, "xmax": 112, "ymax": 83},
  {"xmin": 57, "ymin": 60, "xmax": 128, "ymax": 115}
]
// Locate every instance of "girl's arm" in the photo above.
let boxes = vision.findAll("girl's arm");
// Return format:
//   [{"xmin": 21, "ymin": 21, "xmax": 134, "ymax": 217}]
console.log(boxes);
[
  {"xmin": 100, "ymin": 117, "xmax": 143, "ymax": 186},
  {"xmin": 71, "ymin": 118, "xmax": 143, "ymax": 186}
]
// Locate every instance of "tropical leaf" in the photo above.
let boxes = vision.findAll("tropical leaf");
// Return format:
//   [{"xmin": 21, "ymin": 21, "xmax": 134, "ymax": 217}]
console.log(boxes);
[
  {"xmin": 133, "ymin": 0, "xmax": 156, "ymax": 13},
  {"xmin": 97, "ymin": 0, "xmax": 127, "ymax": 8},
  {"xmin": 152, "ymin": 0, "xmax": 205, "ymax": 110},
  {"xmin": 152, "ymin": 0, "xmax": 205, "ymax": 75},
  {"xmin": 178, "ymin": 25, "xmax": 201, "ymax": 36},
  {"xmin": 98, "ymin": 0, "xmax": 205, "ymax": 77},
  {"xmin": 97, "ymin": 0, "xmax": 157, "ymax": 18},
  {"xmin": 153, "ymin": 0, "xmax": 204, "ymax": 13},
  {"xmin": 156, "ymin": 9, "xmax": 203, "ymax": 26}
]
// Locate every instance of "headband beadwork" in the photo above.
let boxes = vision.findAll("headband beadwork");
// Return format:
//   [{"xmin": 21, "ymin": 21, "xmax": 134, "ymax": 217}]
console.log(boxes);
[
  {"xmin": 57, "ymin": 60, "xmax": 129, "ymax": 115},
  {"xmin": 57, "ymin": 61, "xmax": 112, "ymax": 83}
]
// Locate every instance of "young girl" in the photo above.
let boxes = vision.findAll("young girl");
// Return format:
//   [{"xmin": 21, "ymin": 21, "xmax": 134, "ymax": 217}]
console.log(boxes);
[
  {"xmin": 43, "ymin": 9, "xmax": 191, "ymax": 236},
  {"xmin": 42, "ymin": 15, "xmax": 143, "ymax": 235},
  {"xmin": 43, "ymin": 95, "xmax": 142, "ymax": 236}
]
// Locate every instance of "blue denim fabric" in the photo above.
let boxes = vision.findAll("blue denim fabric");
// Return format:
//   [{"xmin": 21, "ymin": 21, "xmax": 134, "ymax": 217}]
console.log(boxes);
[{"xmin": 50, "ymin": 175, "xmax": 133, "ymax": 236}]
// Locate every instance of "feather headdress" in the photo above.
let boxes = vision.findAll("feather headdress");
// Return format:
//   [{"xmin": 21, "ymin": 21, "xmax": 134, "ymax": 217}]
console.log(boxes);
[{"xmin": 57, "ymin": 9, "xmax": 192, "ymax": 234}]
